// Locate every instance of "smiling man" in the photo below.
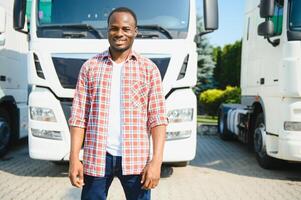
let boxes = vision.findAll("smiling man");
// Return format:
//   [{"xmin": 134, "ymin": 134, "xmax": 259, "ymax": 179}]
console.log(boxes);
[{"xmin": 68, "ymin": 7, "xmax": 168, "ymax": 200}]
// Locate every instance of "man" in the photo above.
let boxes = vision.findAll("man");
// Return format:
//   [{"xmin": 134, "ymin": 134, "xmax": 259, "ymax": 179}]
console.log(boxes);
[{"xmin": 68, "ymin": 7, "xmax": 168, "ymax": 200}]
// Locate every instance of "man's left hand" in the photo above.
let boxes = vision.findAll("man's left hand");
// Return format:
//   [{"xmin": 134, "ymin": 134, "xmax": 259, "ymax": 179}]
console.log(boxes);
[{"xmin": 141, "ymin": 160, "xmax": 162, "ymax": 189}]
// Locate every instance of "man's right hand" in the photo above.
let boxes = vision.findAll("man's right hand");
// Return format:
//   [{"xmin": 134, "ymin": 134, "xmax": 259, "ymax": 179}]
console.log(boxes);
[{"xmin": 69, "ymin": 159, "xmax": 84, "ymax": 188}]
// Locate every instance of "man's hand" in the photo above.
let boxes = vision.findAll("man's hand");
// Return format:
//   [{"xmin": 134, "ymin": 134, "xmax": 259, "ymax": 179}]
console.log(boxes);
[
  {"xmin": 69, "ymin": 126, "xmax": 85, "ymax": 188},
  {"xmin": 141, "ymin": 125, "xmax": 166, "ymax": 190},
  {"xmin": 69, "ymin": 158, "xmax": 85, "ymax": 188},
  {"xmin": 141, "ymin": 159, "xmax": 162, "ymax": 189}
]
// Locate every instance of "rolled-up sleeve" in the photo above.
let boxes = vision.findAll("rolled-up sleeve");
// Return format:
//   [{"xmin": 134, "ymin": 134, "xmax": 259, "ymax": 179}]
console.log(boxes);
[
  {"xmin": 147, "ymin": 64, "xmax": 168, "ymax": 130},
  {"xmin": 68, "ymin": 61, "xmax": 91, "ymax": 128}
]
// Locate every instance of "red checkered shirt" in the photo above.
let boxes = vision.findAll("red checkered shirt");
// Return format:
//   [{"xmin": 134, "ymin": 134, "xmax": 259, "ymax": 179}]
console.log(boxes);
[{"xmin": 69, "ymin": 50, "xmax": 168, "ymax": 177}]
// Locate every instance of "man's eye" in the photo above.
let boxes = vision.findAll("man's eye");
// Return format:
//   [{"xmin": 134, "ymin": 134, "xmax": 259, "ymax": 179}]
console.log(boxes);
[{"xmin": 109, "ymin": 27, "xmax": 118, "ymax": 32}]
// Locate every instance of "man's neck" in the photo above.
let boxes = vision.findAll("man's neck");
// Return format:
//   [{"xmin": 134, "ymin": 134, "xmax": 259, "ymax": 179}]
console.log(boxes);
[{"xmin": 109, "ymin": 48, "xmax": 132, "ymax": 64}]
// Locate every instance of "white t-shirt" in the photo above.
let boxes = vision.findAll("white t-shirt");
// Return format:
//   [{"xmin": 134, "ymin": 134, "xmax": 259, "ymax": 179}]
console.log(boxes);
[{"xmin": 106, "ymin": 60, "xmax": 124, "ymax": 156}]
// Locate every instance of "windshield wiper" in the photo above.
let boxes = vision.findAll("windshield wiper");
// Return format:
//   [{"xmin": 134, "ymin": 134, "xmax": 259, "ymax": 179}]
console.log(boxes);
[
  {"xmin": 62, "ymin": 32, "xmax": 87, "ymax": 38},
  {"xmin": 137, "ymin": 25, "xmax": 173, "ymax": 39},
  {"xmin": 39, "ymin": 24, "xmax": 104, "ymax": 39},
  {"xmin": 136, "ymin": 33, "xmax": 160, "ymax": 39}
]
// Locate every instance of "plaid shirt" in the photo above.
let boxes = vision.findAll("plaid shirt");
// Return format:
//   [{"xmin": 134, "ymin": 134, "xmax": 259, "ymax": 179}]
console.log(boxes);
[{"xmin": 69, "ymin": 50, "xmax": 168, "ymax": 177}]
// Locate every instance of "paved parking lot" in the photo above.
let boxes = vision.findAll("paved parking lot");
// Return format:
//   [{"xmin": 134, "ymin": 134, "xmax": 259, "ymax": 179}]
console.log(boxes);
[{"xmin": 0, "ymin": 133, "xmax": 301, "ymax": 200}]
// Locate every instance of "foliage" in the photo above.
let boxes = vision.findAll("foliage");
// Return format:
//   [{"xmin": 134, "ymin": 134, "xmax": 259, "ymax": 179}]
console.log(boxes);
[
  {"xmin": 223, "ymin": 86, "xmax": 241, "ymax": 104},
  {"xmin": 200, "ymin": 88, "xmax": 224, "ymax": 116},
  {"xmin": 194, "ymin": 17, "xmax": 216, "ymax": 97},
  {"xmin": 200, "ymin": 86, "xmax": 241, "ymax": 116},
  {"xmin": 213, "ymin": 40, "xmax": 242, "ymax": 89},
  {"xmin": 197, "ymin": 115, "xmax": 218, "ymax": 124},
  {"xmin": 194, "ymin": 19, "xmax": 242, "ymax": 115}
]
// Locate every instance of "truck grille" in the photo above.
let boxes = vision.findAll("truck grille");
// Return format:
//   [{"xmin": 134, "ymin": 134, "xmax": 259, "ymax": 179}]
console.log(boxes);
[
  {"xmin": 52, "ymin": 57, "xmax": 87, "ymax": 89},
  {"xmin": 52, "ymin": 56, "xmax": 170, "ymax": 89}
]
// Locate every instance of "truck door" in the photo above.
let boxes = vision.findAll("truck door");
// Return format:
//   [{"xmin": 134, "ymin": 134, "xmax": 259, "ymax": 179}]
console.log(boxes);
[{"xmin": 0, "ymin": 2, "xmax": 28, "ymax": 98}]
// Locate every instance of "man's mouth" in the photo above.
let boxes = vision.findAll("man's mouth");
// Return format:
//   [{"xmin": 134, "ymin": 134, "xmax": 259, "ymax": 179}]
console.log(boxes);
[{"xmin": 114, "ymin": 39, "xmax": 126, "ymax": 44}]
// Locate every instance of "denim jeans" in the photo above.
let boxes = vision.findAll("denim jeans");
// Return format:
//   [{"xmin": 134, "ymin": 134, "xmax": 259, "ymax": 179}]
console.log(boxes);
[{"xmin": 81, "ymin": 153, "xmax": 151, "ymax": 200}]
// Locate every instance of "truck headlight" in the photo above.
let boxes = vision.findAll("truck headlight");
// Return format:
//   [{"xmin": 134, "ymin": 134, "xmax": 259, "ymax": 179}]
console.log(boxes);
[
  {"xmin": 30, "ymin": 107, "xmax": 57, "ymax": 122},
  {"xmin": 284, "ymin": 121, "xmax": 301, "ymax": 131},
  {"xmin": 166, "ymin": 130, "xmax": 192, "ymax": 141},
  {"xmin": 167, "ymin": 108, "xmax": 193, "ymax": 123},
  {"xmin": 31, "ymin": 128, "xmax": 62, "ymax": 140}
]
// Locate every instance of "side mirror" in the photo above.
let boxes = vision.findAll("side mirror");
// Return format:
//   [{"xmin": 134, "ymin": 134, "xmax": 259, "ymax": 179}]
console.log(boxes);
[
  {"xmin": 13, "ymin": 0, "xmax": 27, "ymax": 31},
  {"xmin": 203, "ymin": 0, "xmax": 219, "ymax": 31},
  {"xmin": 258, "ymin": 20, "xmax": 280, "ymax": 46},
  {"xmin": 260, "ymin": 0, "xmax": 275, "ymax": 18},
  {"xmin": 258, "ymin": 21, "xmax": 274, "ymax": 37},
  {"xmin": 0, "ymin": 6, "xmax": 5, "ymax": 33}
]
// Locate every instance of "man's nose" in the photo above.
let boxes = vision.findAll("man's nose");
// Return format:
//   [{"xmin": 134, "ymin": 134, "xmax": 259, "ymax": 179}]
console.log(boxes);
[{"xmin": 115, "ymin": 29, "xmax": 124, "ymax": 36}]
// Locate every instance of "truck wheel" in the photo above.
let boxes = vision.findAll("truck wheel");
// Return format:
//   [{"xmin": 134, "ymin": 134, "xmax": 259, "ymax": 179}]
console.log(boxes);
[
  {"xmin": 218, "ymin": 108, "xmax": 231, "ymax": 140},
  {"xmin": 254, "ymin": 113, "xmax": 279, "ymax": 169},
  {"xmin": 0, "ymin": 108, "xmax": 11, "ymax": 157}
]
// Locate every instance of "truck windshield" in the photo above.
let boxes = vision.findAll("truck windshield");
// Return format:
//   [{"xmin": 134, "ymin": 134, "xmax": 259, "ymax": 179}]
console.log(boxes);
[
  {"xmin": 36, "ymin": 0, "xmax": 189, "ymax": 39},
  {"xmin": 289, "ymin": 0, "xmax": 301, "ymax": 31}
]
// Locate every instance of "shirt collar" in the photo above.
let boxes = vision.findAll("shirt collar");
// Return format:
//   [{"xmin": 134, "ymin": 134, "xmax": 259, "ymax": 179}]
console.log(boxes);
[{"xmin": 101, "ymin": 49, "xmax": 139, "ymax": 62}]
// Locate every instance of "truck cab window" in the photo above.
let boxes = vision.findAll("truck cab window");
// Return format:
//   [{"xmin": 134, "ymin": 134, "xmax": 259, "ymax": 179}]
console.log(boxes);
[
  {"xmin": 271, "ymin": 0, "xmax": 284, "ymax": 36},
  {"xmin": 36, "ymin": 0, "xmax": 189, "ymax": 39},
  {"xmin": 26, "ymin": 0, "xmax": 31, "ymax": 20},
  {"xmin": 289, "ymin": 0, "xmax": 301, "ymax": 31},
  {"xmin": 26, "ymin": 0, "xmax": 32, "ymax": 29},
  {"xmin": 38, "ymin": 0, "xmax": 52, "ymax": 24}
]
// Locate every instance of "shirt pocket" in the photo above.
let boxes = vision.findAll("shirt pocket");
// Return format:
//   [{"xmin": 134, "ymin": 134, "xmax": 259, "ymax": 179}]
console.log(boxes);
[{"xmin": 130, "ymin": 81, "xmax": 149, "ymax": 109}]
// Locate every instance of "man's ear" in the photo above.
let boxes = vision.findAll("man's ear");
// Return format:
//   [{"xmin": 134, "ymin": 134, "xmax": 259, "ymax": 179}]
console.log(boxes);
[{"xmin": 134, "ymin": 26, "xmax": 138, "ymax": 37}]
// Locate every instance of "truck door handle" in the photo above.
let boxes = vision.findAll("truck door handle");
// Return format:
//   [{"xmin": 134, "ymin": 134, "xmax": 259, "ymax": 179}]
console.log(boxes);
[
  {"xmin": 260, "ymin": 78, "xmax": 265, "ymax": 85},
  {"xmin": 0, "ymin": 75, "xmax": 6, "ymax": 81}
]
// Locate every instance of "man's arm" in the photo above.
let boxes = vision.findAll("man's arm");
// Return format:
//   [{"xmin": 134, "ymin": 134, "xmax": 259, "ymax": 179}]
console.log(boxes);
[
  {"xmin": 141, "ymin": 125, "xmax": 166, "ymax": 189},
  {"xmin": 142, "ymin": 63, "xmax": 168, "ymax": 189},
  {"xmin": 69, "ymin": 126, "xmax": 85, "ymax": 188},
  {"xmin": 68, "ymin": 61, "xmax": 90, "ymax": 188}
]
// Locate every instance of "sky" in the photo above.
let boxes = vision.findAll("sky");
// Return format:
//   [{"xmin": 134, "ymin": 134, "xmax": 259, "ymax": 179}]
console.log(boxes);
[{"xmin": 197, "ymin": 0, "xmax": 246, "ymax": 47}]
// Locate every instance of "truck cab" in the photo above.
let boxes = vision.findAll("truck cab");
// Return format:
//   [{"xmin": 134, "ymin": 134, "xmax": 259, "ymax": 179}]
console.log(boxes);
[
  {"xmin": 0, "ymin": 0, "xmax": 218, "ymax": 163},
  {"xmin": 218, "ymin": 0, "xmax": 301, "ymax": 169}
]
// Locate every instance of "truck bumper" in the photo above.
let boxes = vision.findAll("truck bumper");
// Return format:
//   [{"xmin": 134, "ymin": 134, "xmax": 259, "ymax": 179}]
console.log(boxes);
[
  {"xmin": 28, "ymin": 87, "xmax": 70, "ymax": 160},
  {"xmin": 277, "ymin": 134, "xmax": 301, "ymax": 161}
]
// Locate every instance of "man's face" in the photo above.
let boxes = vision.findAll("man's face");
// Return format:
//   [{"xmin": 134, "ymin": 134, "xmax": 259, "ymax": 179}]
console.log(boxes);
[{"xmin": 108, "ymin": 12, "xmax": 137, "ymax": 53}]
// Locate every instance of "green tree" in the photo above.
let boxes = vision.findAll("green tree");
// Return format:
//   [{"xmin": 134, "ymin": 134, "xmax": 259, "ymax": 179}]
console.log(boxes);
[
  {"xmin": 213, "ymin": 46, "xmax": 222, "ymax": 88},
  {"xmin": 213, "ymin": 40, "xmax": 242, "ymax": 88},
  {"xmin": 194, "ymin": 17, "xmax": 216, "ymax": 97}
]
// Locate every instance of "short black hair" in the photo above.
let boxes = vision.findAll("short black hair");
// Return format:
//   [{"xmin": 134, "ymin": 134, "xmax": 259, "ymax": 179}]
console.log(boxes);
[{"xmin": 107, "ymin": 7, "xmax": 137, "ymax": 27}]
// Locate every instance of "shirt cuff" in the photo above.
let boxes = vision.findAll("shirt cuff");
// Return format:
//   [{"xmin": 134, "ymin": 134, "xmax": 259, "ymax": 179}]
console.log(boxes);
[
  {"xmin": 148, "ymin": 115, "xmax": 168, "ymax": 130},
  {"xmin": 68, "ymin": 118, "xmax": 87, "ymax": 128}
]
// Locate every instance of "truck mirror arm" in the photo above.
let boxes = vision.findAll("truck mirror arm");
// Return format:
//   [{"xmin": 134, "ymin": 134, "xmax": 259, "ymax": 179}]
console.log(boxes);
[
  {"xmin": 198, "ymin": 30, "xmax": 214, "ymax": 37},
  {"xmin": 267, "ymin": 37, "xmax": 280, "ymax": 47},
  {"xmin": 16, "ymin": 29, "xmax": 28, "ymax": 34},
  {"xmin": 194, "ymin": 30, "xmax": 214, "ymax": 45}
]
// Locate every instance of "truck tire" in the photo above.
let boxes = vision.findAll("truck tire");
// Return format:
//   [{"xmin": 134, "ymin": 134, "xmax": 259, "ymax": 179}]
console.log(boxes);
[
  {"xmin": 218, "ymin": 107, "xmax": 232, "ymax": 140},
  {"xmin": 0, "ymin": 108, "xmax": 12, "ymax": 157},
  {"xmin": 254, "ymin": 113, "xmax": 280, "ymax": 169}
]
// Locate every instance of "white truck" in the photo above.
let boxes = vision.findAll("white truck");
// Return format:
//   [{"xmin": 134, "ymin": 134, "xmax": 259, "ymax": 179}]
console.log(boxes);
[
  {"xmin": 0, "ymin": 1, "xmax": 28, "ymax": 156},
  {"xmin": 0, "ymin": 0, "xmax": 218, "ymax": 164},
  {"xmin": 218, "ymin": 0, "xmax": 301, "ymax": 168}
]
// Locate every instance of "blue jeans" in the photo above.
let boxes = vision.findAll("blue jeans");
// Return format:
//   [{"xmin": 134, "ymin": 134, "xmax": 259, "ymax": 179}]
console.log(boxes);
[{"xmin": 81, "ymin": 153, "xmax": 151, "ymax": 200}]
